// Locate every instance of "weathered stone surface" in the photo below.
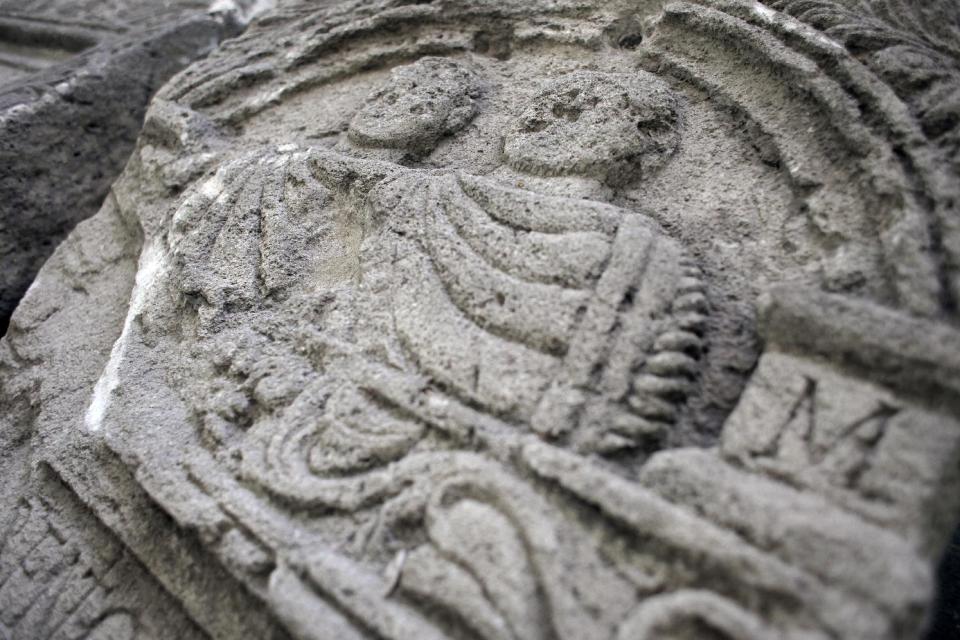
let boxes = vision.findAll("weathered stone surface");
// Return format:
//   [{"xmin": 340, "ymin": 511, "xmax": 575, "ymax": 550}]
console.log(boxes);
[
  {"xmin": 2, "ymin": 0, "xmax": 960, "ymax": 638},
  {"xmin": 0, "ymin": 0, "xmax": 276, "ymax": 335}
]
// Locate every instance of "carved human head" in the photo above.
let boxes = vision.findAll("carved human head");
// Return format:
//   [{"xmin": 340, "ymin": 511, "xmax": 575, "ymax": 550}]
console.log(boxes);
[
  {"xmin": 503, "ymin": 70, "xmax": 682, "ymax": 186},
  {"xmin": 348, "ymin": 56, "xmax": 484, "ymax": 156}
]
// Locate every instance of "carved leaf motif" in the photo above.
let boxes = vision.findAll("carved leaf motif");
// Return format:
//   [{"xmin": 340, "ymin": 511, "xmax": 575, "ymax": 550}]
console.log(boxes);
[
  {"xmin": 769, "ymin": 0, "xmax": 960, "ymax": 169},
  {"xmin": 769, "ymin": 0, "xmax": 960, "ymax": 59}
]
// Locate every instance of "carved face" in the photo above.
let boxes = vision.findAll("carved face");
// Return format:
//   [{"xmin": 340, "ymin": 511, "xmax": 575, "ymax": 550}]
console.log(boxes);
[
  {"xmin": 503, "ymin": 70, "xmax": 682, "ymax": 185},
  {"xmin": 348, "ymin": 57, "xmax": 484, "ymax": 155}
]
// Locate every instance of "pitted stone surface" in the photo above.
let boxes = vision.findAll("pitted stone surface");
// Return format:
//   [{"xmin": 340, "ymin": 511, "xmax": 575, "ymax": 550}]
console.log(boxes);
[
  {"xmin": 0, "ymin": 0, "xmax": 277, "ymax": 336},
  {"xmin": 348, "ymin": 56, "xmax": 484, "ymax": 155},
  {"xmin": 502, "ymin": 70, "xmax": 682, "ymax": 184},
  {"xmin": 2, "ymin": 1, "xmax": 960, "ymax": 639}
]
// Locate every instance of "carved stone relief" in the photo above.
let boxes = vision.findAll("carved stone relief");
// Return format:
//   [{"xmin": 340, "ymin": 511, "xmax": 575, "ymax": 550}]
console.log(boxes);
[{"xmin": 2, "ymin": 1, "xmax": 960, "ymax": 639}]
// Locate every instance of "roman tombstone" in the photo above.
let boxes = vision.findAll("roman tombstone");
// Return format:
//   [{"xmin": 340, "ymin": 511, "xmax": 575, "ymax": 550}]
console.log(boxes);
[{"xmin": 2, "ymin": 0, "xmax": 960, "ymax": 638}]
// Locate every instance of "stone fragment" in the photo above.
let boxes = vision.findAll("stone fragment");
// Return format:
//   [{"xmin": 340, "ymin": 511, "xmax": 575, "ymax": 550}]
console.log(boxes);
[
  {"xmin": 0, "ymin": 0, "xmax": 275, "ymax": 335},
  {"xmin": 2, "ymin": 1, "xmax": 960, "ymax": 639}
]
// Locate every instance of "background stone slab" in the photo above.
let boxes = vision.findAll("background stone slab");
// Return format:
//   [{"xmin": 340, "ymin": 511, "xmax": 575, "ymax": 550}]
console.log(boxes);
[{"xmin": 0, "ymin": 0, "xmax": 278, "ymax": 336}]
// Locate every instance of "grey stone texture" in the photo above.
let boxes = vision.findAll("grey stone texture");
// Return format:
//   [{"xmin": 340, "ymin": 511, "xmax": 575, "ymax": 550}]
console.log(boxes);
[
  {"xmin": 0, "ymin": 0, "xmax": 273, "ymax": 336},
  {"xmin": 2, "ymin": 0, "xmax": 960, "ymax": 639}
]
